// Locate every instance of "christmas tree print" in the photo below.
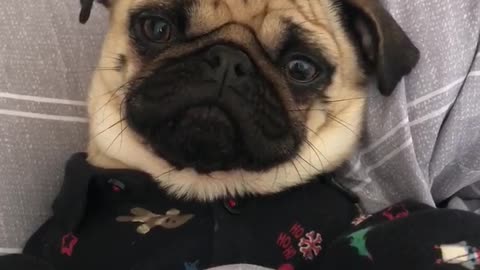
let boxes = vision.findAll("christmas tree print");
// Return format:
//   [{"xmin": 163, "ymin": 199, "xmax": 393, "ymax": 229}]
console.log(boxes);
[{"xmin": 348, "ymin": 227, "xmax": 372, "ymax": 259}]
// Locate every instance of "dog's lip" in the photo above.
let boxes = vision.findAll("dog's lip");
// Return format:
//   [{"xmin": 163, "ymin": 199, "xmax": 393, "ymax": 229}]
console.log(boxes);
[
  {"xmin": 171, "ymin": 104, "xmax": 239, "ymax": 138},
  {"xmin": 168, "ymin": 100, "xmax": 240, "ymax": 127},
  {"xmin": 170, "ymin": 105, "xmax": 239, "ymax": 172},
  {"xmin": 172, "ymin": 103, "xmax": 243, "ymax": 144}
]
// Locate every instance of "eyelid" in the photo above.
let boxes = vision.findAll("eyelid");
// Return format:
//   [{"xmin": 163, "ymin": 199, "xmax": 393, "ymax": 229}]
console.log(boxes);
[
  {"xmin": 284, "ymin": 53, "xmax": 321, "ymax": 68},
  {"xmin": 136, "ymin": 12, "xmax": 174, "ymax": 25}
]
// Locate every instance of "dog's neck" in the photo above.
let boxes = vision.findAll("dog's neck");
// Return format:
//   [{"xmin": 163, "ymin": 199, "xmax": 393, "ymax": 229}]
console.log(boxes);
[{"xmin": 87, "ymin": 143, "xmax": 129, "ymax": 170}]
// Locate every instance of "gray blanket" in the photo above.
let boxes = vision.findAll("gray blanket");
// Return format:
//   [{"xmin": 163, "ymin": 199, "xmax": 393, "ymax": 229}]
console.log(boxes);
[
  {"xmin": 338, "ymin": 0, "xmax": 480, "ymax": 212},
  {"xmin": 0, "ymin": 0, "xmax": 479, "ymax": 255}
]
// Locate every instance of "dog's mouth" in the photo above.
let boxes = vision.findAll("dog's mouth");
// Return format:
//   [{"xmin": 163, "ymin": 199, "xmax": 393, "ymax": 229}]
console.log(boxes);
[
  {"xmin": 161, "ymin": 105, "xmax": 239, "ymax": 173},
  {"xmin": 125, "ymin": 45, "xmax": 302, "ymax": 174},
  {"xmin": 126, "ymin": 93, "xmax": 301, "ymax": 174}
]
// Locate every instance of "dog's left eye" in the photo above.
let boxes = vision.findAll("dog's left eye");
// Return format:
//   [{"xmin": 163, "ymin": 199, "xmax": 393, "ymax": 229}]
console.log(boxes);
[
  {"xmin": 285, "ymin": 56, "xmax": 319, "ymax": 84},
  {"xmin": 137, "ymin": 16, "xmax": 172, "ymax": 43}
]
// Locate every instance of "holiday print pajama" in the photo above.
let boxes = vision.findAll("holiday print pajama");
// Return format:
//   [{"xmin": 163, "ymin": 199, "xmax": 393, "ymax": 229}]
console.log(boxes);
[{"xmin": 0, "ymin": 154, "xmax": 479, "ymax": 270}]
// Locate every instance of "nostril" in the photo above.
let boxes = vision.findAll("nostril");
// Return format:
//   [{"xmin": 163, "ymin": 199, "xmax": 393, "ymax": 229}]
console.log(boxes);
[
  {"xmin": 206, "ymin": 54, "xmax": 222, "ymax": 69},
  {"xmin": 234, "ymin": 64, "xmax": 246, "ymax": 77},
  {"xmin": 204, "ymin": 46, "xmax": 255, "ymax": 79},
  {"xmin": 212, "ymin": 55, "xmax": 221, "ymax": 68}
]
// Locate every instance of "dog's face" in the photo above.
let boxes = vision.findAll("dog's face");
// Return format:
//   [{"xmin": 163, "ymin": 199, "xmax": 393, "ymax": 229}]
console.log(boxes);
[{"xmin": 81, "ymin": 0, "xmax": 419, "ymax": 200}]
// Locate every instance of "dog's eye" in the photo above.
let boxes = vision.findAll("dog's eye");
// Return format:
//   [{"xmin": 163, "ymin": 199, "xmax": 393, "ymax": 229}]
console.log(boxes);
[
  {"xmin": 139, "ymin": 16, "xmax": 172, "ymax": 43},
  {"xmin": 285, "ymin": 56, "xmax": 319, "ymax": 83}
]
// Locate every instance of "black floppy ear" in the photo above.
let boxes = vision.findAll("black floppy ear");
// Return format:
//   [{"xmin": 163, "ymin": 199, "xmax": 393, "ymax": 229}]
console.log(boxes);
[
  {"xmin": 341, "ymin": 0, "xmax": 420, "ymax": 96},
  {"xmin": 79, "ymin": 0, "xmax": 111, "ymax": 24}
]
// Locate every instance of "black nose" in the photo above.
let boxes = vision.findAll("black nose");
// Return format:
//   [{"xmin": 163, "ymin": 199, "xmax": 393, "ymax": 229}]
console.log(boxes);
[{"xmin": 205, "ymin": 45, "xmax": 255, "ymax": 82}]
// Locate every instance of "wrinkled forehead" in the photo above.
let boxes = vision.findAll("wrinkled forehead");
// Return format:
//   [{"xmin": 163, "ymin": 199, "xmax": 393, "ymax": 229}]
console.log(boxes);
[{"xmin": 126, "ymin": 0, "xmax": 339, "ymax": 58}]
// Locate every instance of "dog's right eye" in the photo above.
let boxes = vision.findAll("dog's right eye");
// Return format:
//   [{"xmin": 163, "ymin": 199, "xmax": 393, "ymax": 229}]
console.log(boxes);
[{"xmin": 135, "ymin": 16, "xmax": 172, "ymax": 43}]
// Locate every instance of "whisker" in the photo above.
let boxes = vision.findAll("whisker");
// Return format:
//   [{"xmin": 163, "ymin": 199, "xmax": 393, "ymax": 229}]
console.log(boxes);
[
  {"xmin": 154, "ymin": 168, "xmax": 177, "ymax": 180},
  {"xmin": 301, "ymin": 126, "xmax": 330, "ymax": 166},
  {"xmin": 326, "ymin": 96, "xmax": 377, "ymax": 103},
  {"xmin": 296, "ymin": 154, "xmax": 321, "ymax": 173},
  {"xmin": 288, "ymin": 98, "xmax": 318, "ymax": 178},
  {"xmin": 290, "ymin": 160, "xmax": 303, "ymax": 181},
  {"xmin": 287, "ymin": 108, "xmax": 315, "ymax": 112},
  {"xmin": 89, "ymin": 117, "xmax": 126, "ymax": 142},
  {"xmin": 91, "ymin": 76, "xmax": 146, "ymax": 117},
  {"xmin": 286, "ymin": 95, "xmax": 377, "ymax": 113},
  {"xmin": 119, "ymin": 96, "xmax": 127, "ymax": 151},
  {"xmin": 327, "ymin": 113, "xmax": 359, "ymax": 137},
  {"xmin": 239, "ymin": 170, "xmax": 246, "ymax": 185},
  {"xmin": 272, "ymin": 167, "xmax": 280, "ymax": 189},
  {"xmin": 91, "ymin": 86, "xmax": 127, "ymax": 116},
  {"xmin": 105, "ymin": 125, "xmax": 128, "ymax": 154},
  {"xmin": 72, "ymin": 66, "xmax": 122, "ymax": 73},
  {"xmin": 102, "ymin": 55, "xmax": 123, "ymax": 61},
  {"xmin": 294, "ymin": 155, "xmax": 308, "ymax": 172},
  {"xmin": 304, "ymin": 124, "xmax": 320, "ymax": 136},
  {"xmin": 309, "ymin": 137, "xmax": 331, "ymax": 164},
  {"xmin": 240, "ymin": 174, "xmax": 258, "ymax": 196},
  {"xmin": 96, "ymin": 66, "xmax": 121, "ymax": 70},
  {"xmin": 304, "ymin": 139, "xmax": 325, "ymax": 170}
]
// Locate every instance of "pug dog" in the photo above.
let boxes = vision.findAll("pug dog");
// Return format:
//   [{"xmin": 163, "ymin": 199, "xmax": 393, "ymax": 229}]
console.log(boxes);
[{"xmin": 80, "ymin": 0, "xmax": 419, "ymax": 201}]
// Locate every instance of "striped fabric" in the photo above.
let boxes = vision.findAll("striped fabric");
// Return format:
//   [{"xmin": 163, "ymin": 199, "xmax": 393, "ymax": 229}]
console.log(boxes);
[
  {"xmin": 0, "ymin": 0, "xmax": 103, "ymax": 253},
  {"xmin": 338, "ymin": 0, "xmax": 480, "ymax": 212},
  {"xmin": 0, "ymin": 0, "xmax": 479, "ymax": 256}
]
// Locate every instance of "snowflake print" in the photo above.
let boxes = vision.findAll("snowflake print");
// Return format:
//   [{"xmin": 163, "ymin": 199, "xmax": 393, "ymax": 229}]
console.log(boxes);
[{"xmin": 298, "ymin": 231, "xmax": 322, "ymax": 260}]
